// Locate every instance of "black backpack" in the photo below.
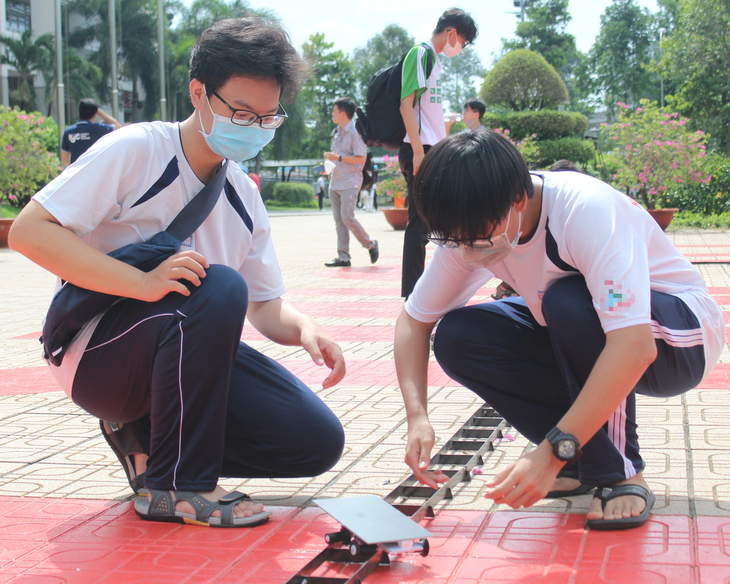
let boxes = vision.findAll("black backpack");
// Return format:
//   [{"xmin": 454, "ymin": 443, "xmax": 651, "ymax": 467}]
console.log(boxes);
[
  {"xmin": 361, "ymin": 151, "xmax": 375, "ymax": 191},
  {"xmin": 355, "ymin": 44, "xmax": 436, "ymax": 151}
]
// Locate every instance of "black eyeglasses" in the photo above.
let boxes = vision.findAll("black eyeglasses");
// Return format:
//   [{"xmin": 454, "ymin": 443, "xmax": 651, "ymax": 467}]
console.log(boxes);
[
  {"xmin": 207, "ymin": 87, "xmax": 288, "ymax": 129},
  {"xmin": 428, "ymin": 235, "xmax": 495, "ymax": 249}
]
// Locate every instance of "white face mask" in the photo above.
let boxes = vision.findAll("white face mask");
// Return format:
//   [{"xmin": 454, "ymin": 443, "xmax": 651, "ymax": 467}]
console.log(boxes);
[
  {"xmin": 457, "ymin": 210, "xmax": 522, "ymax": 267},
  {"xmin": 442, "ymin": 31, "xmax": 463, "ymax": 57}
]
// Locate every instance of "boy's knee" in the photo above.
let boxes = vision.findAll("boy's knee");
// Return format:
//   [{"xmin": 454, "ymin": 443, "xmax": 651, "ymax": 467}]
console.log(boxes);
[
  {"xmin": 307, "ymin": 417, "xmax": 345, "ymax": 476},
  {"xmin": 542, "ymin": 276, "xmax": 592, "ymax": 324},
  {"xmin": 199, "ymin": 265, "xmax": 249, "ymax": 317},
  {"xmin": 433, "ymin": 310, "xmax": 469, "ymax": 370}
]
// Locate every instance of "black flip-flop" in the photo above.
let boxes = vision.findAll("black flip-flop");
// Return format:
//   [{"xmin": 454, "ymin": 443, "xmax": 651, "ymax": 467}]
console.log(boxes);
[
  {"xmin": 546, "ymin": 466, "xmax": 595, "ymax": 498},
  {"xmin": 585, "ymin": 484, "xmax": 656, "ymax": 530},
  {"xmin": 100, "ymin": 419, "xmax": 148, "ymax": 496}
]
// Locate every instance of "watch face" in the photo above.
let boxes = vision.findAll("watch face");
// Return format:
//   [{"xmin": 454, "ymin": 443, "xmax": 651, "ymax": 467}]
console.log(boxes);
[{"xmin": 558, "ymin": 440, "xmax": 576, "ymax": 459}]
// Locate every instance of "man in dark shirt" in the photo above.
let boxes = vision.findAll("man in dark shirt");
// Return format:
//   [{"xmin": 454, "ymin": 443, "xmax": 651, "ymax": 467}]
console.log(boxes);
[{"xmin": 61, "ymin": 98, "xmax": 121, "ymax": 167}]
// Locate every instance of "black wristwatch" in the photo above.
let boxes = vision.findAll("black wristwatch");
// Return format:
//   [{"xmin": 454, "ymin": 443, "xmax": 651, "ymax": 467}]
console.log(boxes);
[
  {"xmin": 545, "ymin": 426, "xmax": 582, "ymax": 463},
  {"xmin": 338, "ymin": 155, "xmax": 342, "ymax": 162}
]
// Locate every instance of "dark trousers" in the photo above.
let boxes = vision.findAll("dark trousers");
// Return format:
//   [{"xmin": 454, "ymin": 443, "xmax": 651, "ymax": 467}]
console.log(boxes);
[
  {"xmin": 433, "ymin": 276, "xmax": 706, "ymax": 486},
  {"xmin": 399, "ymin": 142, "xmax": 432, "ymax": 298},
  {"xmin": 318, "ymin": 190, "xmax": 324, "ymax": 210},
  {"xmin": 72, "ymin": 265, "xmax": 344, "ymax": 491}
]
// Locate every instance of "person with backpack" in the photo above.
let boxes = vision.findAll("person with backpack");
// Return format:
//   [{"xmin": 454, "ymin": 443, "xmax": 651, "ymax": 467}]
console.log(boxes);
[
  {"xmin": 9, "ymin": 18, "xmax": 346, "ymax": 528},
  {"xmin": 398, "ymin": 8, "xmax": 478, "ymax": 298},
  {"xmin": 324, "ymin": 97, "xmax": 379, "ymax": 267}
]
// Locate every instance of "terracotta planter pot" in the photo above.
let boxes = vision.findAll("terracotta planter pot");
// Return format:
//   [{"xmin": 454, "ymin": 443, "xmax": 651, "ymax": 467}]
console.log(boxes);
[
  {"xmin": 0, "ymin": 218, "xmax": 13, "ymax": 248},
  {"xmin": 647, "ymin": 208, "xmax": 678, "ymax": 231},
  {"xmin": 383, "ymin": 207, "xmax": 408, "ymax": 231}
]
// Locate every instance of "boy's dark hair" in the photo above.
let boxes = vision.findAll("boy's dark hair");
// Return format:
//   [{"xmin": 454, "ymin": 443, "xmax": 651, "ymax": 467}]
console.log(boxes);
[
  {"xmin": 334, "ymin": 97, "xmax": 357, "ymax": 119},
  {"xmin": 434, "ymin": 8, "xmax": 478, "ymax": 44},
  {"xmin": 549, "ymin": 159, "xmax": 579, "ymax": 172},
  {"xmin": 78, "ymin": 98, "xmax": 99, "ymax": 121},
  {"xmin": 189, "ymin": 17, "xmax": 307, "ymax": 100},
  {"xmin": 463, "ymin": 98, "xmax": 486, "ymax": 120},
  {"xmin": 415, "ymin": 129, "xmax": 533, "ymax": 244}
]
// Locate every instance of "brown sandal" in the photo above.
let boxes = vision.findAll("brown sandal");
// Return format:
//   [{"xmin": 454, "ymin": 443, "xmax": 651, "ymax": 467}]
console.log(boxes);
[{"xmin": 491, "ymin": 282, "xmax": 520, "ymax": 300}]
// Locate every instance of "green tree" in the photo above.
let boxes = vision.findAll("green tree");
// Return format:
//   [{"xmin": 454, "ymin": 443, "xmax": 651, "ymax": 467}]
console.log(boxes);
[
  {"xmin": 663, "ymin": 0, "xmax": 730, "ymax": 152},
  {"xmin": 0, "ymin": 29, "xmax": 54, "ymax": 112},
  {"xmin": 480, "ymin": 49, "xmax": 568, "ymax": 111},
  {"xmin": 352, "ymin": 24, "xmax": 414, "ymax": 102},
  {"xmin": 67, "ymin": 0, "xmax": 160, "ymax": 120},
  {"xmin": 40, "ymin": 44, "xmax": 103, "ymax": 118},
  {"xmin": 577, "ymin": 0, "xmax": 654, "ymax": 118},
  {"xmin": 176, "ymin": 0, "xmax": 277, "ymax": 37},
  {"xmin": 300, "ymin": 33, "xmax": 356, "ymax": 158},
  {"xmin": 440, "ymin": 46, "xmax": 487, "ymax": 112},
  {"xmin": 502, "ymin": 0, "xmax": 577, "ymax": 72}
]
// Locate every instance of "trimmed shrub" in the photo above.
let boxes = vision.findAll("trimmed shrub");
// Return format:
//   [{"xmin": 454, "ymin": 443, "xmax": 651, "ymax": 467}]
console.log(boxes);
[
  {"xmin": 273, "ymin": 182, "xmax": 315, "ymax": 205},
  {"xmin": 482, "ymin": 111, "xmax": 588, "ymax": 141},
  {"xmin": 480, "ymin": 49, "xmax": 568, "ymax": 111},
  {"xmin": 260, "ymin": 180, "xmax": 276, "ymax": 201},
  {"xmin": 532, "ymin": 139, "xmax": 596, "ymax": 169}
]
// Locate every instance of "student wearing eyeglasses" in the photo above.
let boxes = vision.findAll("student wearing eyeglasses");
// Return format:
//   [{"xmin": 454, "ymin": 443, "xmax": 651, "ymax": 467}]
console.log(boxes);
[
  {"xmin": 10, "ymin": 18, "xmax": 346, "ymax": 529},
  {"xmin": 393, "ymin": 129, "xmax": 724, "ymax": 531}
]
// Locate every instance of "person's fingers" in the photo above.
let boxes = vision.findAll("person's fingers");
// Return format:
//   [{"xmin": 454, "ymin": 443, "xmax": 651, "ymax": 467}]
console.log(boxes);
[
  {"xmin": 302, "ymin": 338, "xmax": 324, "ymax": 366},
  {"xmin": 171, "ymin": 256, "xmax": 207, "ymax": 279},
  {"xmin": 322, "ymin": 352, "xmax": 346, "ymax": 388}
]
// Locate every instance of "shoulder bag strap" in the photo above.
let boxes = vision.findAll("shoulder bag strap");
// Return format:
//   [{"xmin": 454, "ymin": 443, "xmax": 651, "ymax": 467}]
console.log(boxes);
[{"xmin": 165, "ymin": 160, "xmax": 229, "ymax": 242}]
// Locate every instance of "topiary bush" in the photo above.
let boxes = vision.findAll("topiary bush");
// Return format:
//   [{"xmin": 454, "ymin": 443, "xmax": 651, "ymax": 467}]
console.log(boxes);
[
  {"xmin": 0, "ymin": 106, "xmax": 62, "ymax": 208},
  {"xmin": 532, "ymin": 138, "xmax": 596, "ymax": 169},
  {"xmin": 480, "ymin": 49, "xmax": 568, "ymax": 111},
  {"xmin": 273, "ymin": 182, "xmax": 315, "ymax": 206},
  {"xmin": 482, "ymin": 110, "xmax": 588, "ymax": 141},
  {"xmin": 260, "ymin": 180, "xmax": 276, "ymax": 201}
]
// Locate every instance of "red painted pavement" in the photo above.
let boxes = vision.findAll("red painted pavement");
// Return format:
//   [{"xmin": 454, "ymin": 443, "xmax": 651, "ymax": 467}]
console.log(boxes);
[{"xmin": 1, "ymin": 497, "xmax": 728, "ymax": 583}]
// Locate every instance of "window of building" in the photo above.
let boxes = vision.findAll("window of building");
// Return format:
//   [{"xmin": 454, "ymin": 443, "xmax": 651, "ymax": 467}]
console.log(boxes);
[{"xmin": 6, "ymin": 0, "xmax": 32, "ymax": 33}]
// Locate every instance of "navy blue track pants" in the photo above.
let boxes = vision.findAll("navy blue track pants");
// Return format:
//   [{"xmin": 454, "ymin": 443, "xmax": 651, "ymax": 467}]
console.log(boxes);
[
  {"xmin": 72, "ymin": 265, "xmax": 345, "ymax": 491},
  {"xmin": 433, "ymin": 276, "xmax": 705, "ymax": 486}
]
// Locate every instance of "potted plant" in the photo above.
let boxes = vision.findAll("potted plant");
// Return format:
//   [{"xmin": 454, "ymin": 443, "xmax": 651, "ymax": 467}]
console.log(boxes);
[
  {"xmin": 378, "ymin": 154, "xmax": 409, "ymax": 230},
  {"xmin": 603, "ymin": 100, "xmax": 711, "ymax": 230},
  {"xmin": 0, "ymin": 107, "xmax": 62, "ymax": 246}
]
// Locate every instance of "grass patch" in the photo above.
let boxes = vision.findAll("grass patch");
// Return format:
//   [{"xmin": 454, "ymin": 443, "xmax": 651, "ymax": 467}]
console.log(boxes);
[
  {"xmin": 264, "ymin": 201, "xmax": 319, "ymax": 212},
  {"xmin": 0, "ymin": 203, "xmax": 21, "ymax": 219}
]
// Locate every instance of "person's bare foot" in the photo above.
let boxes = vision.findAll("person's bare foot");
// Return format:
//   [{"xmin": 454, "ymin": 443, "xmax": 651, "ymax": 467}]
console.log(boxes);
[
  {"xmin": 133, "ymin": 453, "xmax": 148, "ymax": 475},
  {"xmin": 587, "ymin": 473, "xmax": 650, "ymax": 522},
  {"xmin": 550, "ymin": 476, "xmax": 581, "ymax": 493},
  {"xmin": 145, "ymin": 484, "xmax": 265, "ymax": 519}
]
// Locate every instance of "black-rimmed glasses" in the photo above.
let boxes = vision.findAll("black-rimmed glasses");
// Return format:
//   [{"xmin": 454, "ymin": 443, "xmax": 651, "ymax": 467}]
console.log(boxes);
[
  {"xmin": 208, "ymin": 87, "xmax": 288, "ymax": 129},
  {"xmin": 428, "ymin": 235, "xmax": 495, "ymax": 249}
]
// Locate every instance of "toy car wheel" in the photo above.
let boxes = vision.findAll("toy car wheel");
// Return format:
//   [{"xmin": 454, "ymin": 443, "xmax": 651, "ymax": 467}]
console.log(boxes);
[
  {"xmin": 419, "ymin": 539, "xmax": 430, "ymax": 557},
  {"xmin": 349, "ymin": 541, "xmax": 360, "ymax": 557}
]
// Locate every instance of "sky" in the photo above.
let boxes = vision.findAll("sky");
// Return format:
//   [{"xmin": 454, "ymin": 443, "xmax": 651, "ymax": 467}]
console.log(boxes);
[{"xmin": 203, "ymin": 0, "xmax": 662, "ymax": 71}]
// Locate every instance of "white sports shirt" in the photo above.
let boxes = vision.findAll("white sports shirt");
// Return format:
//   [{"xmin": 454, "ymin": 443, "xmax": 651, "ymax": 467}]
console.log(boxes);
[
  {"xmin": 406, "ymin": 171, "xmax": 725, "ymax": 380},
  {"xmin": 34, "ymin": 121, "xmax": 285, "ymax": 397}
]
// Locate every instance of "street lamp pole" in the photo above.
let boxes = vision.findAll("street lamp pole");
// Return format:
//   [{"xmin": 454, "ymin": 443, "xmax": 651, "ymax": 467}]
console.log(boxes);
[
  {"xmin": 54, "ymin": 0, "xmax": 64, "ymax": 151},
  {"xmin": 109, "ymin": 0, "xmax": 119, "ymax": 120},
  {"xmin": 157, "ymin": 0, "xmax": 166, "ymax": 121},
  {"xmin": 659, "ymin": 28, "xmax": 665, "ymax": 110}
]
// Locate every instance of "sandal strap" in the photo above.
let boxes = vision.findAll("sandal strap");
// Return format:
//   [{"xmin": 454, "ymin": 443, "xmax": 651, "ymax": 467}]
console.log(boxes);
[
  {"xmin": 147, "ymin": 490, "xmax": 176, "ymax": 517},
  {"xmin": 595, "ymin": 484, "xmax": 650, "ymax": 510},
  {"xmin": 175, "ymin": 490, "xmax": 254, "ymax": 526}
]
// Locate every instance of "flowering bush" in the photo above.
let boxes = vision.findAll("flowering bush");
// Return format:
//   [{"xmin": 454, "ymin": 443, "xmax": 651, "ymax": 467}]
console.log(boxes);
[
  {"xmin": 378, "ymin": 154, "xmax": 408, "ymax": 207},
  {"xmin": 655, "ymin": 153, "xmax": 730, "ymax": 214},
  {"xmin": 493, "ymin": 128, "xmax": 540, "ymax": 168},
  {"xmin": 0, "ymin": 106, "xmax": 62, "ymax": 208},
  {"xmin": 602, "ymin": 100, "xmax": 711, "ymax": 210}
]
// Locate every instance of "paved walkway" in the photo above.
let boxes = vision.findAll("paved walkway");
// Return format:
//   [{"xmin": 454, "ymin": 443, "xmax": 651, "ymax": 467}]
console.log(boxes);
[{"xmin": 1, "ymin": 212, "xmax": 730, "ymax": 582}]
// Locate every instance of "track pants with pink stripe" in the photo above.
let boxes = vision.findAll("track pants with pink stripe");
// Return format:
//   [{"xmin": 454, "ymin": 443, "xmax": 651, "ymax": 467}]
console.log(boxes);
[{"xmin": 434, "ymin": 275, "xmax": 706, "ymax": 487}]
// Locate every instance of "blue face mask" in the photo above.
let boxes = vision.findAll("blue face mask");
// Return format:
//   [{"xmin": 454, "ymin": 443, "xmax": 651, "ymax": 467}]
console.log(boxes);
[{"xmin": 198, "ymin": 94, "xmax": 275, "ymax": 161}]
